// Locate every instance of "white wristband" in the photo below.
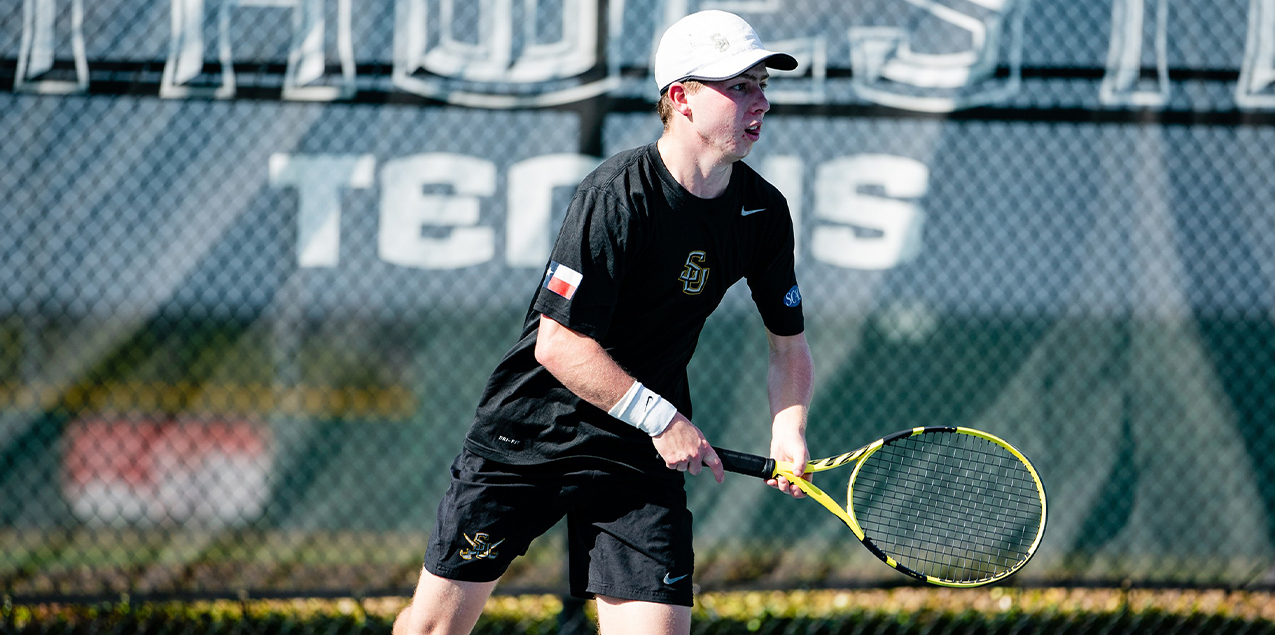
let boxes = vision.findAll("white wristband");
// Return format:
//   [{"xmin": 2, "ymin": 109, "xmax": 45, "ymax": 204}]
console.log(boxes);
[{"xmin": 608, "ymin": 381, "xmax": 678, "ymax": 436}]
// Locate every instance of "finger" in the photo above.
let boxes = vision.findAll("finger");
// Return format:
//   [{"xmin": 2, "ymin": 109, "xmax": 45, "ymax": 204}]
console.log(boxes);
[
  {"xmin": 766, "ymin": 475, "xmax": 789, "ymax": 497},
  {"xmin": 785, "ymin": 477, "xmax": 807, "ymax": 498},
  {"xmin": 789, "ymin": 459, "xmax": 806, "ymax": 479},
  {"xmin": 782, "ymin": 446, "xmax": 809, "ymax": 478},
  {"xmin": 688, "ymin": 457, "xmax": 702, "ymax": 476},
  {"xmin": 784, "ymin": 478, "xmax": 805, "ymax": 499},
  {"xmin": 776, "ymin": 475, "xmax": 792, "ymax": 496},
  {"xmin": 704, "ymin": 451, "xmax": 724, "ymax": 483}
]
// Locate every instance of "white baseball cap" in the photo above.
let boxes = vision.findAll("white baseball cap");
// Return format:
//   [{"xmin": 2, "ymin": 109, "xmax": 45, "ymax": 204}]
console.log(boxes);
[{"xmin": 654, "ymin": 10, "xmax": 798, "ymax": 93}]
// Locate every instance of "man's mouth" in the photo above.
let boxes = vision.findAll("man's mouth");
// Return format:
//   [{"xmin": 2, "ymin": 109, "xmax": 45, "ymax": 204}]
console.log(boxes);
[{"xmin": 744, "ymin": 123, "xmax": 761, "ymax": 140}]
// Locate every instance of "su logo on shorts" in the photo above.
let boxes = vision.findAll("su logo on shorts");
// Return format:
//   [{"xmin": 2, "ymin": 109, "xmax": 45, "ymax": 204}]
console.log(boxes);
[
  {"xmin": 679, "ymin": 251, "xmax": 710, "ymax": 295},
  {"xmin": 459, "ymin": 532, "xmax": 504, "ymax": 560}
]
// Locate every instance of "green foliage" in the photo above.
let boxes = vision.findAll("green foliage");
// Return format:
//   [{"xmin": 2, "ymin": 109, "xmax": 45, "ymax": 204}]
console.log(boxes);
[
  {"xmin": 5, "ymin": 590, "xmax": 1275, "ymax": 635},
  {"xmin": 1, "ymin": 597, "xmax": 557, "ymax": 635},
  {"xmin": 4, "ymin": 600, "xmax": 390, "ymax": 635},
  {"xmin": 686, "ymin": 611, "xmax": 1275, "ymax": 635}
]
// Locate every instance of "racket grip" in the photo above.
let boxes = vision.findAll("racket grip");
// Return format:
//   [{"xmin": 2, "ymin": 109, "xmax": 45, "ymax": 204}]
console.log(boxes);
[{"xmin": 714, "ymin": 447, "xmax": 776, "ymax": 479}]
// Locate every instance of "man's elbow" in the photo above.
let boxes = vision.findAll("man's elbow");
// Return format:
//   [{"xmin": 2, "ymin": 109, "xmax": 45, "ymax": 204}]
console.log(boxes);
[
  {"xmin": 769, "ymin": 332, "xmax": 812, "ymax": 361},
  {"xmin": 534, "ymin": 328, "xmax": 556, "ymax": 366},
  {"xmin": 534, "ymin": 318, "xmax": 568, "ymax": 371},
  {"xmin": 534, "ymin": 337, "xmax": 556, "ymax": 369}
]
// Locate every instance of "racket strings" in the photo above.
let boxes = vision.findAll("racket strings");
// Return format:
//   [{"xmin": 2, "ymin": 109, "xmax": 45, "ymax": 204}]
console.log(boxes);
[
  {"xmin": 863, "ymin": 452, "xmax": 1035, "ymax": 576},
  {"xmin": 851, "ymin": 432, "xmax": 1043, "ymax": 583}
]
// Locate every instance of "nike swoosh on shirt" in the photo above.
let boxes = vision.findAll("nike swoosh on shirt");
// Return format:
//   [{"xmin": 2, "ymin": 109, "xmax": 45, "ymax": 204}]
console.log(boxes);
[
  {"xmin": 663, "ymin": 573, "xmax": 689, "ymax": 585},
  {"xmin": 741, "ymin": 206, "xmax": 766, "ymax": 216}
]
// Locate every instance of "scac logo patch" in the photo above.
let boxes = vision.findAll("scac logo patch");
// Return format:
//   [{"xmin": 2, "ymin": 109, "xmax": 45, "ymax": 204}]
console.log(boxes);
[
  {"xmin": 784, "ymin": 285, "xmax": 802, "ymax": 307},
  {"xmin": 459, "ymin": 532, "xmax": 504, "ymax": 561},
  {"xmin": 679, "ymin": 251, "xmax": 710, "ymax": 295}
]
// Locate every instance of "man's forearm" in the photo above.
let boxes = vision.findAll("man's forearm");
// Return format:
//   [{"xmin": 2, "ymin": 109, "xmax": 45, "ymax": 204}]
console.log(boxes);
[
  {"xmin": 767, "ymin": 332, "xmax": 814, "ymax": 434},
  {"xmin": 535, "ymin": 315, "xmax": 722, "ymax": 479},
  {"xmin": 534, "ymin": 315, "xmax": 635, "ymax": 412}
]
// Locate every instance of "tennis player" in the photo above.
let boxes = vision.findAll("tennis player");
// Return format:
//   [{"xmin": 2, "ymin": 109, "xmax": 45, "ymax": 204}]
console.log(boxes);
[{"xmin": 394, "ymin": 10, "xmax": 813, "ymax": 634}]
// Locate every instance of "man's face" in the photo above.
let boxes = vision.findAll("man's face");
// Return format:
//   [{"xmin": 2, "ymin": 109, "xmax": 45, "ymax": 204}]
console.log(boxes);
[{"xmin": 685, "ymin": 63, "xmax": 771, "ymax": 161}]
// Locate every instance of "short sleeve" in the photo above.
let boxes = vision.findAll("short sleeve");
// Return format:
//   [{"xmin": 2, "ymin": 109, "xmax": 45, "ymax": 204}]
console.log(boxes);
[
  {"xmin": 747, "ymin": 202, "xmax": 805, "ymax": 336},
  {"xmin": 533, "ymin": 187, "xmax": 635, "ymax": 340}
]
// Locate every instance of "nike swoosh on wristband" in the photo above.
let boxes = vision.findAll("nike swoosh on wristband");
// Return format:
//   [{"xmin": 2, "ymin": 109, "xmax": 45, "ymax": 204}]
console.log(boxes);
[
  {"xmin": 663, "ymin": 572, "xmax": 689, "ymax": 585},
  {"xmin": 741, "ymin": 206, "xmax": 765, "ymax": 216}
]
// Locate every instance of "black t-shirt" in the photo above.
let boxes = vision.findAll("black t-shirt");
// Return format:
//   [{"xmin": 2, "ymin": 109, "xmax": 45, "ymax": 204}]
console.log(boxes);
[{"xmin": 463, "ymin": 142, "xmax": 804, "ymax": 475}]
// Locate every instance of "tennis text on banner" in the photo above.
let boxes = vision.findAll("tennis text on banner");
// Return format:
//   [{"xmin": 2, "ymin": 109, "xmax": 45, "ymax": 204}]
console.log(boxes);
[{"xmin": 269, "ymin": 152, "xmax": 929, "ymax": 272}]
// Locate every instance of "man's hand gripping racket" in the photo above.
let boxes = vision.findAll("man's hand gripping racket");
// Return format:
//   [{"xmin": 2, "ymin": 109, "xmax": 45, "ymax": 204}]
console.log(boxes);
[{"xmin": 716, "ymin": 427, "xmax": 1047, "ymax": 587}]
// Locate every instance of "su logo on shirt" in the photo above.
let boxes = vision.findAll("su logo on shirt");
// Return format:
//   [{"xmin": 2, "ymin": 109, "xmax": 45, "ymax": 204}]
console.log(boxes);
[{"xmin": 679, "ymin": 251, "xmax": 710, "ymax": 295}]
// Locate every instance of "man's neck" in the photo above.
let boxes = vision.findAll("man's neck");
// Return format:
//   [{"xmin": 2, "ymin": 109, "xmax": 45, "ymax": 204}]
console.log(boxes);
[{"xmin": 656, "ymin": 135, "xmax": 734, "ymax": 199}]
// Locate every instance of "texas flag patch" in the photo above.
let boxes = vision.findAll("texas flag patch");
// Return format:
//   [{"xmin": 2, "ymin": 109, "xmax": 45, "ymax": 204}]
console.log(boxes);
[{"xmin": 543, "ymin": 261, "xmax": 583, "ymax": 300}]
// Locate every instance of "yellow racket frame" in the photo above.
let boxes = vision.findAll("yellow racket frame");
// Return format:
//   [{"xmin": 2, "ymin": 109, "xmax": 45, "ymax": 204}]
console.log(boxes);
[{"xmin": 769, "ymin": 426, "xmax": 1047, "ymax": 587}]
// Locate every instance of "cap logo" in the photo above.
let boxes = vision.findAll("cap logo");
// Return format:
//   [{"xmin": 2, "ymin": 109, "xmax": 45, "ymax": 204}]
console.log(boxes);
[{"xmin": 710, "ymin": 33, "xmax": 730, "ymax": 52}]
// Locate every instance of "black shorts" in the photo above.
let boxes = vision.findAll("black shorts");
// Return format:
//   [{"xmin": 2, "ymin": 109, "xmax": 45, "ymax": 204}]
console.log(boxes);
[{"xmin": 423, "ymin": 449, "xmax": 694, "ymax": 606}]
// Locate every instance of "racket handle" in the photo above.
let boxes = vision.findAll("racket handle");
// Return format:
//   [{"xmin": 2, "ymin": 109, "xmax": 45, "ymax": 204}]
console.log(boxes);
[{"xmin": 714, "ymin": 447, "xmax": 776, "ymax": 479}]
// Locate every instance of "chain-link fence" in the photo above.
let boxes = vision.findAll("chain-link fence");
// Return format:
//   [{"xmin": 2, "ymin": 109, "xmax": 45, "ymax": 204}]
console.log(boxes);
[{"xmin": 2, "ymin": 0, "xmax": 1274, "ymax": 603}]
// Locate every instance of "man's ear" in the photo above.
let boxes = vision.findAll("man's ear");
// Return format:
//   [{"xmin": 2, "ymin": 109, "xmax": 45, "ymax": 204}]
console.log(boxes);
[{"xmin": 667, "ymin": 83, "xmax": 693, "ymax": 119}]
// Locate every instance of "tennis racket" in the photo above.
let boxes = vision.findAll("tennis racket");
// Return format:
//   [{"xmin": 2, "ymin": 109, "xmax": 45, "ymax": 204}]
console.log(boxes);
[{"xmin": 716, "ymin": 426, "xmax": 1046, "ymax": 587}]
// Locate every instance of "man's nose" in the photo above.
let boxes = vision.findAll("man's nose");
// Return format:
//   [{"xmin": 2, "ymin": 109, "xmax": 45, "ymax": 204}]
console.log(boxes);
[{"xmin": 755, "ymin": 91, "xmax": 770, "ymax": 114}]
